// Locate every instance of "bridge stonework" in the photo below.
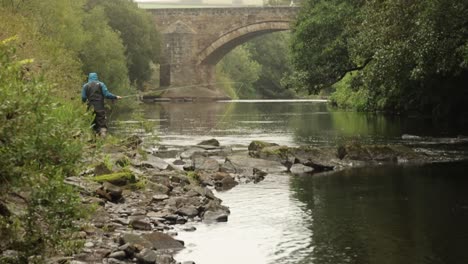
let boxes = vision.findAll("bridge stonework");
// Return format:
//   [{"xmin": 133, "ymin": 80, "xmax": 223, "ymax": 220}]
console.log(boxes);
[{"xmin": 150, "ymin": 7, "xmax": 299, "ymax": 98}]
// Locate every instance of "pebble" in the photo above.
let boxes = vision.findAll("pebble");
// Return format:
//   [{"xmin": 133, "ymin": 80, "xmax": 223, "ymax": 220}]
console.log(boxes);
[{"xmin": 84, "ymin": 242, "xmax": 94, "ymax": 248}]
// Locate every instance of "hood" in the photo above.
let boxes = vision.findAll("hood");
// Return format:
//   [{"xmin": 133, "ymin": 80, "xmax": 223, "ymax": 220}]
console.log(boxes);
[{"xmin": 88, "ymin": 72, "xmax": 99, "ymax": 82}]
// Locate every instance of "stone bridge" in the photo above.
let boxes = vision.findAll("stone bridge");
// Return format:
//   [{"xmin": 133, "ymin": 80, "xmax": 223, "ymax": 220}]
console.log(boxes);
[{"xmin": 149, "ymin": 7, "xmax": 299, "ymax": 98}]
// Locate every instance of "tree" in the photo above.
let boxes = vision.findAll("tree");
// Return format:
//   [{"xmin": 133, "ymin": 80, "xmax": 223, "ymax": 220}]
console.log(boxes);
[
  {"xmin": 291, "ymin": 0, "xmax": 468, "ymax": 119},
  {"xmin": 246, "ymin": 32, "xmax": 297, "ymax": 98},
  {"xmin": 89, "ymin": 0, "xmax": 161, "ymax": 89},
  {"xmin": 80, "ymin": 6, "xmax": 130, "ymax": 95},
  {"xmin": 217, "ymin": 45, "xmax": 262, "ymax": 99}
]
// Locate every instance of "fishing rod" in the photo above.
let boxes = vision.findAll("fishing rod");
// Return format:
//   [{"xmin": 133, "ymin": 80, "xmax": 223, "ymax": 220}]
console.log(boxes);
[{"xmin": 118, "ymin": 81, "xmax": 246, "ymax": 99}]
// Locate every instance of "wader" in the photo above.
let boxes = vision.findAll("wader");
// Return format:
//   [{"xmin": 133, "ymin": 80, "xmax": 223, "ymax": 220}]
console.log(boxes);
[{"xmin": 85, "ymin": 81, "xmax": 107, "ymax": 135}]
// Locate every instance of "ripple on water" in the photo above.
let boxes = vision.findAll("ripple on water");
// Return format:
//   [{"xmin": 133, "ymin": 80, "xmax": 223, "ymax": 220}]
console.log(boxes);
[{"xmin": 175, "ymin": 174, "xmax": 314, "ymax": 264}]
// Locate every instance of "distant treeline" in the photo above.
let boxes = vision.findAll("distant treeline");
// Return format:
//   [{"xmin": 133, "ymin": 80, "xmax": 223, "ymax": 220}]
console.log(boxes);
[{"xmin": 288, "ymin": 0, "xmax": 468, "ymax": 120}]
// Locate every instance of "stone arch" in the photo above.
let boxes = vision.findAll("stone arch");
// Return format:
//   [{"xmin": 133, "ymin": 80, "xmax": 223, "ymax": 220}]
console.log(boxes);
[{"xmin": 197, "ymin": 21, "xmax": 291, "ymax": 65}]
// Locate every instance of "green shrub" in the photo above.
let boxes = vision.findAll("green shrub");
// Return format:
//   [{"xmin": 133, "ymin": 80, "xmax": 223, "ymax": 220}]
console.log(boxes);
[{"xmin": 0, "ymin": 37, "xmax": 90, "ymax": 260}]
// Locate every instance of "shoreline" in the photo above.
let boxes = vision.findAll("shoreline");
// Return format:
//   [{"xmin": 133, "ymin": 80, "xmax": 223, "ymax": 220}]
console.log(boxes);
[{"xmin": 65, "ymin": 136, "xmax": 467, "ymax": 264}]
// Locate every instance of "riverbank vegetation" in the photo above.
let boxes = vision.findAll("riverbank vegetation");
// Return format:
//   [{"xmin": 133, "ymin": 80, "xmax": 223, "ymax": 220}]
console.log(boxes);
[
  {"xmin": 0, "ymin": 0, "xmax": 160, "ymax": 261},
  {"xmin": 289, "ymin": 0, "xmax": 468, "ymax": 122}
]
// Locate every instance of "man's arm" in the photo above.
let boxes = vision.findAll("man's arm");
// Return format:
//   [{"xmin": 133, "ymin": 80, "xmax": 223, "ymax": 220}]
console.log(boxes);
[
  {"xmin": 100, "ymin": 82, "xmax": 120, "ymax": 99},
  {"xmin": 81, "ymin": 85, "xmax": 87, "ymax": 103}
]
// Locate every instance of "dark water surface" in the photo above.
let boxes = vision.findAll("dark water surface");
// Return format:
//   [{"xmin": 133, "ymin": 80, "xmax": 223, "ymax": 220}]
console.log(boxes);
[{"xmin": 114, "ymin": 100, "xmax": 468, "ymax": 264}]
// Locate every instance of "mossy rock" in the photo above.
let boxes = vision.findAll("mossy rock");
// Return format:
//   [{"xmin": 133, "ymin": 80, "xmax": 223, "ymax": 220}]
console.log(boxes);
[
  {"xmin": 248, "ymin": 141, "xmax": 279, "ymax": 152},
  {"xmin": 92, "ymin": 172, "xmax": 136, "ymax": 186}
]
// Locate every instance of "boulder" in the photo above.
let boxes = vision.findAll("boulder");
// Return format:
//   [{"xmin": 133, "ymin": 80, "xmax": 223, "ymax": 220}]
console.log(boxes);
[
  {"xmin": 193, "ymin": 156, "xmax": 220, "ymax": 172},
  {"xmin": 138, "ymin": 156, "xmax": 171, "ymax": 170},
  {"xmin": 203, "ymin": 210, "xmax": 228, "ymax": 222},
  {"xmin": 289, "ymin": 164, "xmax": 314, "ymax": 175},
  {"xmin": 248, "ymin": 140, "xmax": 278, "ymax": 152},
  {"xmin": 180, "ymin": 147, "xmax": 205, "ymax": 159},
  {"xmin": 197, "ymin": 138, "xmax": 220, "ymax": 147},
  {"xmin": 225, "ymin": 155, "xmax": 287, "ymax": 174},
  {"xmin": 120, "ymin": 233, "xmax": 153, "ymax": 250},
  {"xmin": 136, "ymin": 248, "xmax": 158, "ymax": 264},
  {"xmin": 141, "ymin": 232, "xmax": 184, "ymax": 250}
]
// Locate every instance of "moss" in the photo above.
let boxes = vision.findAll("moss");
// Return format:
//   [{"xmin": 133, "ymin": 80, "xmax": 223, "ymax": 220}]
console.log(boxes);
[
  {"xmin": 186, "ymin": 171, "xmax": 200, "ymax": 184},
  {"xmin": 91, "ymin": 172, "xmax": 136, "ymax": 186}
]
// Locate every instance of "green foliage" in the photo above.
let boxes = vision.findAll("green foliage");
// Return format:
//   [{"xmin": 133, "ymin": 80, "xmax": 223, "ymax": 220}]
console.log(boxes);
[
  {"xmin": 186, "ymin": 171, "xmax": 200, "ymax": 184},
  {"xmin": 246, "ymin": 32, "xmax": 297, "ymax": 99},
  {"xmin": 289, "ymin": 0, "xmax": 363, "ymax": 94},
  {"xmin": 79, "ymin": 5, "xmax": 131, "ymax": 95},
  {"xmin": 330, "ymin": 72, "xmax": 369, "ymax": 111},
  {"xmin": 0, "ymin": 38, "xmax": 90, "ymax": 259},
  {"xmin": 0, "ymin": 7, "xmax": 84, "ymax": 98},
  {"xmin": 90, "ymin": 0, "xmax": 161, "ymax": 89},
  {"xmin": 217, "ymin": 45, "xmax": 261, "ymax": 98},
  {"xmin": 291, "ymin": 0, "xmax": 468, "ymax": 119}
]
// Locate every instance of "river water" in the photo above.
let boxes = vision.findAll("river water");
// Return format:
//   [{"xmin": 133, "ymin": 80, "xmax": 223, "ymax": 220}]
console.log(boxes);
[{"xmin": 114, "ymin": 100, "xmax": 468, "ymax": 264}]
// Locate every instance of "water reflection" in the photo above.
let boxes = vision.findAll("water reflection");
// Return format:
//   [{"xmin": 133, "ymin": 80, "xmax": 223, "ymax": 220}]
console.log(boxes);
[
  {"xmin": 112, "ymin": 100, "xmax": 468, "ymax": 264},
  {"xmin": 291, "ymin": 162, "xmax": 468, "ymax": 264},
  {"xmin": 113, "ymin": 100, "xmax": 468, "ymax": 147},
  {"xmin": 176, "ymin": 174, "xmax": 314, "ymax": 264}
]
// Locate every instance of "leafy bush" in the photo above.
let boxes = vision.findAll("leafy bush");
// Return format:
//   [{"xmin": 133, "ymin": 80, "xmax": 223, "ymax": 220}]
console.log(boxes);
[{"xmin": 0, "ymin": 37, "xmax": 90, "ymax": 260}]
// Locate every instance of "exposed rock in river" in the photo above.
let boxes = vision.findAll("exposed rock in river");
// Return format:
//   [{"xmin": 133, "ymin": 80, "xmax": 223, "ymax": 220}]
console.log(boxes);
[{"xmin": 53, "ymin": 136, "xmax": 463, "ymax": 264}]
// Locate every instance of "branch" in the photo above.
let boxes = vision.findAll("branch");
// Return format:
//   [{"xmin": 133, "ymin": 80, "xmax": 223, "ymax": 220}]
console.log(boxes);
[{"xmin": 335, "ymin": 58, "xmax": 373, "ymax": 83}]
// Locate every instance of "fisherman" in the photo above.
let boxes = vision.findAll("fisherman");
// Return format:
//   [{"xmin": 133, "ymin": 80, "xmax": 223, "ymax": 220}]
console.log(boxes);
[{"xmin": 81, "ymin": 72, "xmax": 121, "ymax": 136}]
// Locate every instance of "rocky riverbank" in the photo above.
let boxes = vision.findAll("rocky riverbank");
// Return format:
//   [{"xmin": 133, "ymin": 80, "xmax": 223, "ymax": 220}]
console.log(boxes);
[{"xmin": 2, "ymin": 135, "xmax": 462, "ymax": 264}]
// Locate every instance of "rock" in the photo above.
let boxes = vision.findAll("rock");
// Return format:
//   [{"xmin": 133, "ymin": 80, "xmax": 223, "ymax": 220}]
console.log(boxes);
[
  {"xmin": 84, "ymin": 242, "xmax": 95, "ymax": 248},
  {"xmin": 64, "ymin": 176, "xmax": 102, "ymax": 195},
  {"xmin": 173, "ymin": 159, "xmax": 185, "ymax": 165},
  {"xmin": 94, "ymin": 163, "xmax": 113, "ymax": 176},
  {"xmin": 252, "ymin": 145, "xmax": 294, "ymax": 164},
  {"xmin": 156, "ymin": 254, "xmax": 175, "ymax": 264},
  {"xmin": 103, "ymin": 182, "xmax": 123, "ymax": 202},
  {"xmin": 108, "ymin": 251, "xmax": 126, "ymax": 260},
  {"xmin": 185, "ymin": 185, "xmax": 216, "ymax": 200},
  {"xmin": 203, "ymin": 210, "xmax": 228, "ymax": 222},
  {"xmin": 180, "ymin": 147, "xmax": 205, "ymax": 159},
  {"xmin": 120, "ymin": 233, "xmax": 153, "ymax": 250},
  {"xmin": 212, "ymin": 172, "xmax": 238, "ymax": 191},
  {"xmin": 136, "ymin": 248, "xmax": 158, "ymax": 264},
  {"xmin": 70, "ymin": 261, "xmax": 88, "ymax": 264},
  {"xmin": 292, "ymin": 146, "xmax": 342, "ymax": 170},
  {"xmin": 145, "ymin": 182, "xmax": 170, "ymax": 195},
  {"xmin": 248, "ymin": 140, "xmax": 279, "ymax": 152},
  {"xmin": 182, "ymin": 226, "xmax": 196, "ymax": 232},
  {"xmin": 181, "ymin": 261, "xmax": 196, "ymax": 264},
  {"xmin": 122, "ymin": 135, "xmax": 143, "ymax": 149},
  {"xmin": 197, "ymin": 138, "xmax": 220, "ymax": 147},
  {"xmin": 402, "ymin": 134, "xmax": 421, "ymax": 140},
  {"xmin": 193, "ymin": 156, "xmax": 219, "ymax": 172},
  {"xmin": 290, "ymin": 164, "xmax": 314, "ymax": 175},
  {"xmin": 106, "ymin": 258, "xmax": 127, "ymax": 264},
  {"xmin": 152, "ymin": 194, "xmax": 169, "ymax": 201},
  {"xmin": 130, "ymin": 217, "xmax": 152, "ymax": 231},
  {"xmin": 153, "ymin": 149, "xmax": 179, "ymax": 159},
  {"xmin": 225, "ymin": 155, "xmax": 287, "ymax": 174},
  {"xmin": 92, "ymin": 172, "xmax": 137, "ymax": 186},
  {"xmin": 176, "ymin": 205, "xmax": 199, "ymax": 217},
  {"xmin": 139, "ymin": 156, "xmax": 171, "ymax": 170},
  {"xmin": 141, "ymin": 232, "xmax": 184, "ymax": 250}
]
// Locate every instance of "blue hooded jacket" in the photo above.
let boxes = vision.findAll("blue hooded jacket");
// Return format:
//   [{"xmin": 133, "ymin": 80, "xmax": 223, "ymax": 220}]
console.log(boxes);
[{"xmin": 81, "ymin": 73, "xmax": 117, "ymax": 103}]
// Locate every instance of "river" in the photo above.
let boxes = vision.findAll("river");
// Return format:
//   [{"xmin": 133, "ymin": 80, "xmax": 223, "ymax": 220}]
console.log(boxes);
[{"xmin": 113, "ymin": 100, "xmax": 468, "ymax": 264}]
